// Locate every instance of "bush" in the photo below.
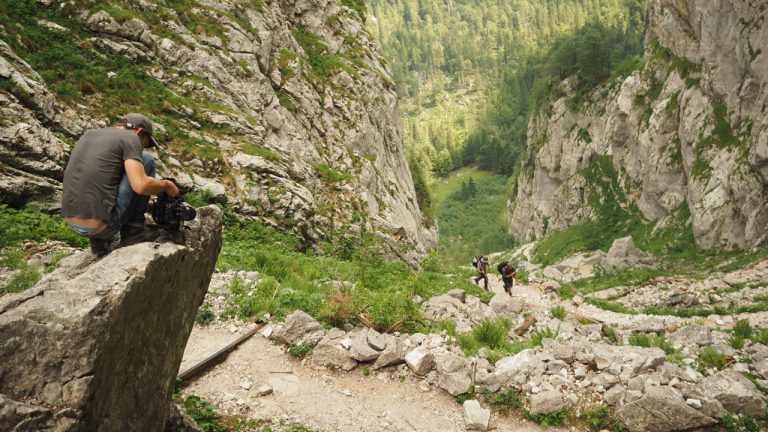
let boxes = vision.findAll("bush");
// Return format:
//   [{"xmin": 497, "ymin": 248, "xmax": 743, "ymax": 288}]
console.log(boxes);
[
  {"xmin": 628, "ymin": 332, "xmax": 675, "ymax": 354},
  {"xmin": 288, "ymin": 343, "xmax": 315, "ymax": 358},
  {"xmin": 457, "ymin": 318, "xmax": 512, "ymax": 356},
  {"xmin": 482, "ymin": 387, "xmax": 523, "ymax": 411},
  {"xmin": 698, "ymin": 346, "xmax": 728, "ymax": 370},
  {"xmin": 526, "ymin": 407, "xmax": 567, "ymax": 426},
  {"xmin": 733, "ymin": 319, "xmax": 753, "ymax": 339},
  {"xmin": 550, "ymin": 306, "xmax": 566, "ymax": 320}
]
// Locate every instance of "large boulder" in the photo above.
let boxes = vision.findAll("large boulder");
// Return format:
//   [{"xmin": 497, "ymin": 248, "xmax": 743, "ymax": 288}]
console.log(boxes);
[
  {"xmin": 699, "ymin": 370, "xmax": 767, "ymax": 418},
  {"xmin": 602, "ymin": 237, "xmax": 651, "ymax": 271},
  {"xmin": 272, "ymin": 310, "xmax": 326, "ymax": 346},
  {"xmin": 0, "ymin": 206, "xmax": 223, "ymax": 432},
  {"xmin": 615, "ymin": 386, "xmax": 717, "ymax": 432}
]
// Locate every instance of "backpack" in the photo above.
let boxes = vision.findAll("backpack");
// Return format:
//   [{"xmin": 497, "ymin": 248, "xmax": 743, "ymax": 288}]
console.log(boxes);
[
  {"xmin": 497, "ymin": 261, "xmax": 509, "ymax": 274},
  {"xmin": 472, "ymin": 255, "xmax": 482, "ymax": 268}
]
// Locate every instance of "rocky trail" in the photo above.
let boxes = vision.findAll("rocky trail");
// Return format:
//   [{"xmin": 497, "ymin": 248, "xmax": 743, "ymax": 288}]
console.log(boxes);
[
  {"xmin": 179, "ymin": 245, "xmax": 768, "ymax": 432},
  {"xmin": 180, "ymin": 317, "xmax": 568, "ymax": 432}
]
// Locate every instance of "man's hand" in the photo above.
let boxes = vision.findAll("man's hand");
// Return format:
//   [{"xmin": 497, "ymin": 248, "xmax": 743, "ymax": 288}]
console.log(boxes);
[{"xmin": 165, "ymin": 179, "xmax": 180, "ymax": 198}]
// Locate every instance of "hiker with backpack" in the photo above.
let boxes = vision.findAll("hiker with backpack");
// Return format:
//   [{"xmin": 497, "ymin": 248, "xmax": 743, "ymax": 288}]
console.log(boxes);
[
  {"xmin": 473, "ymin": 255, "xmax": 490, "ymax": 291},
  {"xmin": 498, "ymin": 261, "xmax": 517, "ymax": 296}
]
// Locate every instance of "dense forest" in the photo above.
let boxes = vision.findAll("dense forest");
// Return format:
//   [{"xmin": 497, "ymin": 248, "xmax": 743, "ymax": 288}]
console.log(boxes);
[{"xmin": 370, "ymin": 0, "xmax": 646, "ymax": 179}]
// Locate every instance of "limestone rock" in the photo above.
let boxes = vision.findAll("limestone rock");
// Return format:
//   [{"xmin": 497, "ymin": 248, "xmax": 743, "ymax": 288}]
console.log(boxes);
[
  {"xmin": 494, "ymin": 350, "xmax": 545, "ymax": 386},
  {"xmin": 0, "ymin": 206, "xmax": 223, "ymax": 432},
  {"xmin": 488, "ymin": 293, "xmax": 524, "ymax": 315},
  {"xmin": 372, "ymin": 338, "xmax": 407, "ymax": 370},
  {"xmin": 602, "ymin": 237, "xmax": 651, "ymax": 271},
  {"xmin": 435, "ymin": 352, "xmax": 472, "ymax": 396},
  {"xmin": 311, "ymin": 339, "xmax": 357, "ymax": 371},
  {"xmin": 528, "ymin": 390, "xmax": 565, "ymax": 415},
  {"xmin": 615, "ymin": 386, "xmax": 717, "ymax": 432},
  {"xmin": 350, "ymin": 331, "xmax": 381, "ymax": 362},
  {"xmin": 463, "ymin": 399, "xmax": 490, "ymax": 431},
  {"xmin": 272, "ymin": 310, "xmax": 325, "ymax": 346},
  {"xmin": 405, "ymin": 347, "xmax": 435, "ymax": 376},
  {"xmin": 699, "ymin": 370, "xmax": 767, "ymax": 418}
]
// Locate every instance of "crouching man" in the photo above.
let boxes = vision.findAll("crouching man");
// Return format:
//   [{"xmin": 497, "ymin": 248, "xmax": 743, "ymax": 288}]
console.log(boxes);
[{"xmin": 62, "ymin": 113, "xmax": 179, "ymax": 257}]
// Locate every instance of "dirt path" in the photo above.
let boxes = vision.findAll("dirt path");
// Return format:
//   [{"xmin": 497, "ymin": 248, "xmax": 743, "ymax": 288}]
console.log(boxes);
[{"xmin": 180, "ymin": 326, "xmax": 572, "ymax": 432}]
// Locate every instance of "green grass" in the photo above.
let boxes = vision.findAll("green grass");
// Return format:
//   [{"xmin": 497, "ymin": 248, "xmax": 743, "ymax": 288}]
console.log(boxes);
[
  {"xmin": 628, "ymin": 332, "xmax": 675, "ymax": 354},
  {"xmin": 217, "ymin": 211, "xmax": 487, "ymax": 331},
  {"xmin": 242, "ymin": 143, "xmax": 283, "ymax": 161},
  {"xmin": 698, "ymin": 346, "xmax": 728, "ymax": 370},
  {"xmin": 526, "ymin": 408, "xmax": 567, "ymax": 427},
  {"xmin": 550, "ymin": 306, "xmax": 566, "ymax": 319},
  {"xmin": 430, "ymin": 167, "xmax": 493, "ymax": 205},
  {"xmin": 481, "ymin": 387, "xmax": 524, "ymax": 411},
  {"xmin": 313, "ymin": 163, "xmax": 352, "ymax": 183},
  {"xmin": 288, "ymin": 343, "xmax": 315, "ymax": 358},
  {"xmin": 457, "ymin": 318, "xmax": 514, "ymax": 356}
]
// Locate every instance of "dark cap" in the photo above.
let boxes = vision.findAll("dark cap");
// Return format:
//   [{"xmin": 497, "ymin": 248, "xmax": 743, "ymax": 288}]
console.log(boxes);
[{"xmin": 118, "ymin": 113, "xmax": 159, "ymax": 148}]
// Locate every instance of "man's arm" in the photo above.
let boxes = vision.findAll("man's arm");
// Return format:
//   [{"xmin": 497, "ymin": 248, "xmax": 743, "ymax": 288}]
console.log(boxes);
[{"xmin": 124, "ymin": 159, "xmax": 179, "ymax": 197}]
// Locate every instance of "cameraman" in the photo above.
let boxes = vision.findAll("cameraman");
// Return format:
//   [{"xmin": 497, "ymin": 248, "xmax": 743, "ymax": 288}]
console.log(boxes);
[{"xmin": 62, "ymin": 113, "xmax": 179, "ymax": 257}]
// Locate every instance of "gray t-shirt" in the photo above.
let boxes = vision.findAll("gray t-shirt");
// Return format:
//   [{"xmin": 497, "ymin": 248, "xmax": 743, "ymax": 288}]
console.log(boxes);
[{"xmin": 62, "ymin": 128, "xmax": 143, "ymax": 222}]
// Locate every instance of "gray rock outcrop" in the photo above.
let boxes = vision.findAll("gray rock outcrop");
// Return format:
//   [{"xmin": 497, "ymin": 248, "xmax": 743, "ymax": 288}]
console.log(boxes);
[
  {"xmin": 0, "ymin": 206, "xmax": 223, "ymax": 431},
  {"xmin": 699, "ymin": 370, "xmax": 767, "ymax": 418},
  {"xmin": 509, "ymin": 0, "xmax": 768, "ymax": 251},
  {"xmin": 615, "ymin": 386, "xmax": 717, "ymax": 432}
]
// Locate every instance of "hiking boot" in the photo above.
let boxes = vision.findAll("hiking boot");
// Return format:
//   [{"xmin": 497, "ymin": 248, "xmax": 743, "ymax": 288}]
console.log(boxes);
[
  {"xmin": 120, "ymin": 224, "xmax": 162, "ymax": 247},
  {"xmin": 90, "ymin": 238, "xmax": 111, "ymax": 257}
]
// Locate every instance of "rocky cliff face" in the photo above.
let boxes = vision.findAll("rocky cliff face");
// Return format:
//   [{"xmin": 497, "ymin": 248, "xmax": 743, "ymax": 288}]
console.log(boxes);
[
  {"xmin": 509, "ymin": 0, "xmax": 768, "ymax": 250},
  {"xmin": 0, "ymin": 206, "xmax": 222, "ymax": 431},
  {"xmin": 0, "ymin": 0, "xmax": 436, "ymax": 258}
]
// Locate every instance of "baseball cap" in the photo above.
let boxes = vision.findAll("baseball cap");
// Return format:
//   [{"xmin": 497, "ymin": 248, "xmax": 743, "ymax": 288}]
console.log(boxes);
[{"xmin": 118, "ymin": 113, "xmax": 159, "ymax": 148}]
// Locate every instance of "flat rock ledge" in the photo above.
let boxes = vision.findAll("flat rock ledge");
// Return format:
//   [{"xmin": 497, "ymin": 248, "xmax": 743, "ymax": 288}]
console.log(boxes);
[{"xmin": 0, "ymin": 206, "xmax": 223, "ymax": 432}]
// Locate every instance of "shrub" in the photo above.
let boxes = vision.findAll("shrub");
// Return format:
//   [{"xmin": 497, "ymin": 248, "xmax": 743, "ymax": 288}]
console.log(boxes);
[
  {"xmin": 288, "ymin": 343, "xmax": 315, "ymax": 358},
  {"xmin": 457, "ymin": 318, "xmax": 512, "ymax": 356},
  {"xmin": 482, "ymin": 387, "xmax": 523, "ymax": 411},
  {"xmin": 698, "ymin": 346, "xmax": 728, "ymax": 370},
  {"xmin": 733, "ymin": 319, "xmax": 753, "ymax": 339},
  {"xmin": 550, "ymin": 306, "xmax": 566, "ymax": 320},
  {"xmin": 195, "ymin": 303, "xmax": 216, "ymax": 325},
  {"xmin": 528, "ymin": 326, "xmax": 557, "ymax": 347},
  {"xmin": 526, "ymin": 407, "xmax": 567, "ymax": 426},
  {"xmin": 628, "ymin": 332, "xmax": 675, "ymax": 354}
]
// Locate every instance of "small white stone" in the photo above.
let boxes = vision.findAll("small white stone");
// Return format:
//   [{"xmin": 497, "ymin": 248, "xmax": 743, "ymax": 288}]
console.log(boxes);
[
  {"xmin": 341, "ymin": 389, "xmax": 352, "ymax": 397},
  {"xmin": 239, "ymin": 381, "xmax": 252, "ymax": 390},
  {"xmin": 686, "ymin": 398, "xmax": 702, "ymax": 409},
  {"xmin": 236, "ymin": 398, "xmax": 245, "ymax": 406}
]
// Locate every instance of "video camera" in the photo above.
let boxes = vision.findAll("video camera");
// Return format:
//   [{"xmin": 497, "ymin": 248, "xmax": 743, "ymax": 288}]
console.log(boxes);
[{"xmin": 151, "ymin": 178, "xmax": 197, "ymax": 231}]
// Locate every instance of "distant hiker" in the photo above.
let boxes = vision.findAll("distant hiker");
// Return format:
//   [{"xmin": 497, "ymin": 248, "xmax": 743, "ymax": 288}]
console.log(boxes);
[
  {"xmin": 473, "ymin": 255, "xmax": 490, "ymax": 291},
  {"xmin": 498, "ymin": 261, "xmax": 517, "ymax": 296},
  {"xmin": 62, "ymin": 113, "xmax": 179, "ymax": 257}
]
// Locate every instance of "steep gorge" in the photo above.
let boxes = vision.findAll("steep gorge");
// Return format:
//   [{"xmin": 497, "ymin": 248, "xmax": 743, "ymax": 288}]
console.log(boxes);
[
  {"xmin": 0, "ymin": 0, "xmax": 436, "ymax": 259},
  {"xmin": 510, "ymin": 0, "xmax": 768, "ymax": 251}
]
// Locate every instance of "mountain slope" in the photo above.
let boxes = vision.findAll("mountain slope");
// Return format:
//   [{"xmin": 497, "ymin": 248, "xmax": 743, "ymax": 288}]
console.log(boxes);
[
  {"xmin": 510, "ymin": 0, "xmax": 768, "ymax": 252},
  {"xmin": 0, "ymin": 0, "xmax": 436, "ymax": 259}
]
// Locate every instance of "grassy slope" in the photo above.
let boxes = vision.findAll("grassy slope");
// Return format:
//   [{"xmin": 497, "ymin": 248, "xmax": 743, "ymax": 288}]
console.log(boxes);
[{"xmin": 431, "ymin": 167, "xmax": 513, "ymax": 268}]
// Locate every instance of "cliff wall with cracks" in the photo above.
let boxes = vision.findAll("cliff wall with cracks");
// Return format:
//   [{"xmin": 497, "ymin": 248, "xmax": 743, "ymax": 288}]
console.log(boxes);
[
  {"xmin": 0, "ymin": 0, "xmax": 437, "ymax": 260},
  {"xmin": 509, "ymin": 0, "xmax": 768, "ymax": 250}
]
